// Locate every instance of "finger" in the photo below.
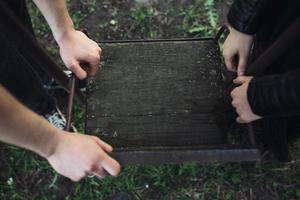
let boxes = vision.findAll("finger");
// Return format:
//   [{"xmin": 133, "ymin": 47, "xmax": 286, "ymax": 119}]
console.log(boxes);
[
  {"xmin": 68, "ymin": 61, "xmax": 87, "ymax": 80},
  {"xmin": 236, "ymin": 116, "xmax": 246, "ymax": 124},
  {"xmin": 231, "ymin": 99, "xmax": 237, "ymax": 108},
  {"xmin": 233, "ymin": 76, "xmax": 248, "ymax": 84},
  {"xmin": 90, "ymin": 53, "xmax": 100, "ymax": 76},
  {"xmin": 89, "ymin": 62, "xmax": 99, "ymax": 76},
  {"xmin": 230, "ymin": 89, "xmax": 237, "ymax": 98},
  {"xmin": 236, "ymin": 108, "xmax": 242, "ymax": 116},
  {"xmin": 93, "ymin": 136, "xmax": 113, "ymax": 153},
  {"xmin": 85, "ymin": 54, "xmax": 100, "ymax": 76},
  {"xmin": 101, "ymin": 155, "xmax": 121, "ymax": 177},
  {"xmin": 237, "ymin": 56, "xmax": 247, "ymax": 76},
  {"xmin": 92, "ymin": 167, "xmax": 108, "ymax": 179},
  {"xmin": 224, "ymin": 54, "xmax": 237, "ymax": 72}
]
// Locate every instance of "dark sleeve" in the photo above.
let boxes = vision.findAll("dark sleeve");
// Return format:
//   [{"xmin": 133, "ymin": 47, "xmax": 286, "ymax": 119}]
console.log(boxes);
[
  {"xmin": 247, "ymin": 68, "xmax": 300, "ymax": 117},
  {"xmin": 227, "ymin": 0, "xmax": 271, "ymax": 34}
]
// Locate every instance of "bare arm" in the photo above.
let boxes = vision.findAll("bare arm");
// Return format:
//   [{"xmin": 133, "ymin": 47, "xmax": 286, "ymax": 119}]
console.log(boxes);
[
  {"xmin": 0, "ymin": 85, "xmax": 120, "ymax": 181},
  {"xmin": 32, "ymin": 0, "xmax": 73, "ymax": 41},
  {"xmin": 0, "ymin": 85, "xmax": 59, "ymax": 157},
  {"xmin": 32, "ymin": 0, "xmax": 101, "ymax": 79}
]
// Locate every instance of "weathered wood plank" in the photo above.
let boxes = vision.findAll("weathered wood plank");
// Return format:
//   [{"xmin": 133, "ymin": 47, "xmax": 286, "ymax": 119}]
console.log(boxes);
[
  {"xmin": 87, "ymin": 113, "xmax": 222, "ymax": 147},
  {"xmin": 112, "ymin": 149, "xmax": 260, "ymax": 165},
  {"xmin": 86, "ymin": 39, "xmax": 224, "ymax": 150}
]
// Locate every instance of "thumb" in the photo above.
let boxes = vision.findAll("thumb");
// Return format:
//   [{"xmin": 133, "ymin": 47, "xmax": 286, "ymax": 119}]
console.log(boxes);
[{"xmin": 233, "ymin": 76, "xmax": 249, "ymax": 85}]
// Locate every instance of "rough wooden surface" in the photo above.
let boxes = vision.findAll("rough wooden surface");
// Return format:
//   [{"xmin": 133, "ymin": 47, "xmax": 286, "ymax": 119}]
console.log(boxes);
[
  {"xmin": 112, "ymin": 149, "xmax": 260, "ymax": 165},
  {"xmin": 86, "ymin": 39, "xmax": 224, "ymax": 150}
]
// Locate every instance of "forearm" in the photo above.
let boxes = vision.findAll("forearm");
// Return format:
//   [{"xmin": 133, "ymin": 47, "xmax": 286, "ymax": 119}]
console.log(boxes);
[
  {"xmin": 32, "ymin": 0, "xmax": 101, "ymax": 80},
  {"xmin": 248, "ymin": 68, "xmax": 300, "ymax": 117},
  {"xmin": 0, "ymin": 85, "xmax": 59, "ymax": 158},
  {"xmin": 32, "ymin": 0, "xmax": 74, "ymax": 42}
]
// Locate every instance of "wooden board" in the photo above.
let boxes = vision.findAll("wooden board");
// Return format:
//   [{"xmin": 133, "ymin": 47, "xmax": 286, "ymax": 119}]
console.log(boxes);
[
  {"xmin": 86, "ymin": 39, "xmax": 225, "ymax": 149},
  {"xmin": 85, "ymin": 39, "xmax": 260, "ymax": 164}
]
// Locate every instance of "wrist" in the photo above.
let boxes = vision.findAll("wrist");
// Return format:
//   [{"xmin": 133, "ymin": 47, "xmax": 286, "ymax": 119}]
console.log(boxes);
[
  {"xmin": 39, "ymin": 125, "xmax": 62, "ymax": 159},
  {"xmin": 53, "ymin": 21, "xmax": 75, "ymax": 45},
  {"xmin": 228, "ymin": 25, "xmax": 254, "ymax": 38}
]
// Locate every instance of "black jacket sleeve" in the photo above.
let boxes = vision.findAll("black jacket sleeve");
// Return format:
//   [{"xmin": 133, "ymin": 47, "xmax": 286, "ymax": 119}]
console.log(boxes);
[
  {"xmin": 248, "ymin": 68, "xmax": 300, "ymax": 117},
  {"xmin": 227, "ymin": 0, "xmax": 271, "ymax": 34}
]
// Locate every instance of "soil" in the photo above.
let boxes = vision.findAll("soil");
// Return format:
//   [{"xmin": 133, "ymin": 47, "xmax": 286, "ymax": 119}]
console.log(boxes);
[{"xmin": 70, "ymin": 0, "xmax": 232, "ymax": 41}]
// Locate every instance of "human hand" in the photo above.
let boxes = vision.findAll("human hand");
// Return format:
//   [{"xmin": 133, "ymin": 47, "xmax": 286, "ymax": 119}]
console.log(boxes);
[
  {"xmin": 46, "ymin": 131, "xmax": 120, "ymax": 182},
  {"xmin": 56, "ymin": 30, "xmax": 101, "ymax": 80},
  {"xmin": 223, "ymin": 26, "xmax": 254, "ymax": 76},
  {"xmin": 231, "ymin": 76, "xmax": 262, "ymax": 123}
]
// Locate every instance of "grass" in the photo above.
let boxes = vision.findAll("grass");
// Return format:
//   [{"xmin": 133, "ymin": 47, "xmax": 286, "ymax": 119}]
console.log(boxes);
[{"xmin": 0, "ymin": 0, "xmax": 299, "ymax": 199}]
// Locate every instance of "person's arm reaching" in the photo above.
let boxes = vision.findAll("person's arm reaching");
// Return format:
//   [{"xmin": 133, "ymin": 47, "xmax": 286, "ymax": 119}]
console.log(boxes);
[
  {"xmin": 230, "ymin": 68, "xmax": 300, "ymax": 123},
  {"xmin": 223, "ymin": 0, "xmax": 271, "ymax": 75},
  {"xmin": 32, "ymin": 0, "xmax": 101, "ymax": 79},
  {"xmin": 0, "ymin": 85, "xmax": 120, "ymax": 181},
  {"xmin": 247, "ymin": 68, "xmax": 300, "ymax": 117},
  {"xmin": 223, "ymin": 26, "xmax": 254, "ymax": 76}
]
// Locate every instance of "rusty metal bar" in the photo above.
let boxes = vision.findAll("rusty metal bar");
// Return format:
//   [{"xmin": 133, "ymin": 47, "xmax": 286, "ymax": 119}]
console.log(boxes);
[
  {"xmin": 214, "ymin": 25, "xmax": 228, "ymax": 42},
  {"xmin": 65, "ymin": 75, "xmax": 76, "ymax": 131}
]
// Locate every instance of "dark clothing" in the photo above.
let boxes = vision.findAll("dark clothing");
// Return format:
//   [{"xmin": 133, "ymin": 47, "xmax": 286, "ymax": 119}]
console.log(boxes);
[
  {"xmin": 227, "ymin": 0, "xmax": 300, "ymax": 161},
  {"xmin": 227, "ymin": 0, "xmax": 272, "ymax": 35},
  {"xmin": 0, "ymin": 0, "xmax": 54, "ymax": 115},
  {"xmin": 2, "ymin": 0, "xmax": 34, "ymax": 34}
]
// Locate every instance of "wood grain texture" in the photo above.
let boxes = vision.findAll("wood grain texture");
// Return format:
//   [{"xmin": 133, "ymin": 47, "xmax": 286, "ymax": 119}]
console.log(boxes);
[
  {"xmin": 112, "ymin": 149, "xmax": 260, "ymax": 165},
  {"xmin": 86, "ymin": 39, "xmax": 224, "ymax": 149}
]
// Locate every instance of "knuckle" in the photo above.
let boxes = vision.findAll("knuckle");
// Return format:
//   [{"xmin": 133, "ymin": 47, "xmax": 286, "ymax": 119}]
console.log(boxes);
[
  {"xmin": 231, "ymin": 101, "xmax": 236, "ymax": 107},
  {"xmin": 94, "ymin": 54, "xmax": 101, "ymax": 62},
  {"xmin": 90, "ymin": 53, "xmax": 100, "ymax": 62},
  {"xmin": 85, "ymin": 163, "xmax": 94, "ymax": 172},
  {"xmin": 95, "ymin": 51, "xmax": 100, "ymax": 58},
  {"xmin": 69, "ymin": 65, "xmax": 75, "ymax": 70},
  {"xmin": 236, "ymin": 77, "xmax": 241, "ymax": 82},
  {"xmin": 239, "ymin": 114, "xmax": 247, "ymax": 122},
  {"xmin": 92, "ymin": 136, "xmax": 99, "ymax": 141},
  {"xmin": 68, "ymin": 62, "xmax": 77, "ymax": 70},
  {"xmin": 230, "ymin": 90, "xmax": 235, "ymax": 97}
]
